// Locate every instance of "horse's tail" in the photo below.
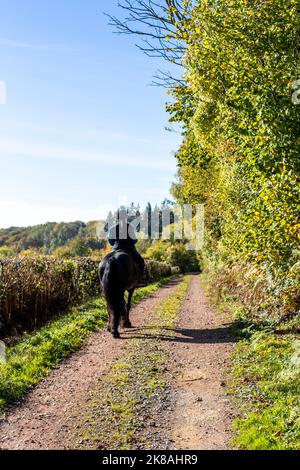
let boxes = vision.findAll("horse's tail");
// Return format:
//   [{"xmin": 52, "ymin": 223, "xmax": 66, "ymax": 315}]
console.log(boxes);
[
  {"xmin": 100, "ymin": 257, "xmax": 125, "ymax": 315},
  {"xmin": 100, "ymin": 256, "xmax": 117, "ymax": 296}
]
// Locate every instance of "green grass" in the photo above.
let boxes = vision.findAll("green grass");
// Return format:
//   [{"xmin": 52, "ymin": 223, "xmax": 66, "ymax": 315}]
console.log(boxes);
[
  {"xmin": 201, "ymin": 270, "xmax": 300, "ymax": 450},
  {"xmin": 229, "ymin": 323, "xmax": 300, "ymax": 450},
  {"xmin": 0, "ymin": 278, "xmax": 172, "ymax": 412}
]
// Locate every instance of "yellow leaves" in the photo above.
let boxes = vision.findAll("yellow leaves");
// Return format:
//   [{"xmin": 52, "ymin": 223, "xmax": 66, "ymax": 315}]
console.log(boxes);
[
  {"xmin": 168, "ymin": 0, "xmax": 300, "ymax": 268},
  {"xmin": 264, "ymin": 220, "xmax": 272, "ymax": 227},
  {"xmin": 289, "ymin": 223, "xmax": 300, "ymax": 234}
]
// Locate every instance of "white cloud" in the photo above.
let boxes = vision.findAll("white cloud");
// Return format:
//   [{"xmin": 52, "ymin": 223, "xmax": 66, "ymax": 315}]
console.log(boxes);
[
  {"xmin": 1, "ymin": 119, "xmax": 180, "ymax": 147},
  {"xmin": 0, "ymin": 138, "xmax": 175, "ymax": 171},
  {"xmin": 0, "ymin": 38, "xmax": 82, "ymax": 53},
  {"xmin": 0, "ymin": 200, "xmax": 111, "ymax": 228}
]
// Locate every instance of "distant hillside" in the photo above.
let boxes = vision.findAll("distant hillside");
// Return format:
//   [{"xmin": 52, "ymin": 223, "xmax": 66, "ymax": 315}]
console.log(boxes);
[
  {"xmin": 0, "ymin": 220, "xmax": 105, "ymax": 254},
  {"xmin": 0, "ymin": 201, "xmax": 178, "ymax": 257}
]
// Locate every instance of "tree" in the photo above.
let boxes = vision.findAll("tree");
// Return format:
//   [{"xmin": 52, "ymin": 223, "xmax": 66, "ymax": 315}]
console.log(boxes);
[
  {"xmin": 107, "ymin": 0, "xmax": 193, "ymax": 86},
  {"xmin": 54, "ymin": 237, "xmax": 91, "ymax": 258}
]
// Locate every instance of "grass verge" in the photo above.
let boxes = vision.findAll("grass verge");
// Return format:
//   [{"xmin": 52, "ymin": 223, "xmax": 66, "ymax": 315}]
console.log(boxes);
[
  {"xmin": 229, "ymin": 325, "xmax": 300, "ymax": 450},
  {"xmin": 202, "ymin": 270, "xmax": 300, "ymax": 450},
  {"xmin": 71, "ymin": 276, "xmax": 190, "ymax": 450},
  {"xmin": 0, "ymin": 278, "xmax": 172, "ymax": 412}
]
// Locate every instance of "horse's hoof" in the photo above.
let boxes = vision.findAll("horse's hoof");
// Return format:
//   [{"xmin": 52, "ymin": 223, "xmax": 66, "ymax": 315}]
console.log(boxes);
[
  {"xmin": 124, "ymin": 322, "xmax": 132, "ymax": 329},
  {"xmin": 113, "ymin": 332, "xmax": 120, "ymax": 339},
  {"xmin": 107, "ymin": 325, "xmax": 111, "ymax": 332}
]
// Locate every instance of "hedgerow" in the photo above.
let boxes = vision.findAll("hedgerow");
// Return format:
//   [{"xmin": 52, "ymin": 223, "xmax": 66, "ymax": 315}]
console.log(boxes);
[
  {"xmin": 166, "ymin": 0, "xmax": 300, "ymax": 324},
  {"xmin": 0, "ymin": 256, "xmax": 172, "ymax": 336}
]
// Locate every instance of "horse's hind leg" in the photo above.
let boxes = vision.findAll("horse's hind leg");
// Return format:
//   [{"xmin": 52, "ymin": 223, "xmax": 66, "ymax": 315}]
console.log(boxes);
[
  {"xmin": 127, "ymin": 289, "xmax": 134, "ymax": 314},
  {"xmin": 122, "ymin": 288, "xmax": 134, "ymax": 328},
  {"xmin": 112, "ymin": 312, "xmax": 121, "ymax": 338},
  {"xmin": 111, "ymin": 302, "xmax": 121, "ymax": 338},
  {"xmin": 111, "ymin": 291, "xmax": 125, "ymax": 338},
  {"xmin": 106, "ymin": 303, "xmax": 112, "ymax": 332}
]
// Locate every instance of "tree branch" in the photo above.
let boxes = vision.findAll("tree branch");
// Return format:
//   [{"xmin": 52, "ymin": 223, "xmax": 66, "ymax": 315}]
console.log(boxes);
[{"xmin": 106, "ymin": 0, "xmax": 192, "ymax": 85}]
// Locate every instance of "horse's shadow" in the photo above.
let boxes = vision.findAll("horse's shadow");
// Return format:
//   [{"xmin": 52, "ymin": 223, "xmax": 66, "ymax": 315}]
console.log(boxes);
[{"xmin": 120, "ymin": 325, "xmax": 236, "ymax": 344}]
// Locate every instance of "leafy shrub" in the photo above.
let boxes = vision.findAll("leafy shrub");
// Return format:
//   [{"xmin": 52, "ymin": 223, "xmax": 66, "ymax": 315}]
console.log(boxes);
[
  {"xmin": 205, "ymin": 256, "xmax": 300, "ymax": 326},
  {"xmin": 164, "ymin": 0, "xmax": 300, "ymax": 322},
  {"xmin": 145, "ymin": 259, "xmax": 172, "ymax": 282},
  {"xmin": 145, "ymin": 240, "xmax": 200, "ymax": 273},
  {"xmin": 0, "ymin": 246, "xmax": 15, "ymax": 258},
  {"xmin": 53, "ymin": 236, "xmax": 92, "ymax": 258}
]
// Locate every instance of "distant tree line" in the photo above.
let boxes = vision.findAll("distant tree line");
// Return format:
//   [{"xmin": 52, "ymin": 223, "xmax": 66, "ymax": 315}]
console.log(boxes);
[{"xmin": 0, "ymin": 221, "xmax": 106, "ymax": 256}]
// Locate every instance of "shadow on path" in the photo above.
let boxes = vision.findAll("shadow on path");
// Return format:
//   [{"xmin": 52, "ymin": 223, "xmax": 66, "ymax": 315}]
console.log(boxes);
[{"xmin": 121, "ymin": 325, "xmax": 236, "ymax": 344}]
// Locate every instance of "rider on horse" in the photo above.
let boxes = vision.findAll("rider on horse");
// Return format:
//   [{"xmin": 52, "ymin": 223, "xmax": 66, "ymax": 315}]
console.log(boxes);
[{"xmin": 108, "ymin": 210, "xmax": 145, "ymax": 285}]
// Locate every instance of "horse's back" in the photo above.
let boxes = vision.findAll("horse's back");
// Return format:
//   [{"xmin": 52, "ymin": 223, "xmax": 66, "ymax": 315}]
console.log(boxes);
[
  {"xmin": 99, "ymin": 250, "xmax": 138, "ymax": 338},
  {"xmin": 99, "ymin": 250, "xmax": 134, "ymax": 289}
]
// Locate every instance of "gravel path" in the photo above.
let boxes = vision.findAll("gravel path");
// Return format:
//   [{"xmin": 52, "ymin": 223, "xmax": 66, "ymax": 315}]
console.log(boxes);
[
  {"xmin": 0, "ymin": 279, "xmax": 180, "ymax": 450},
  {"xmin": 166, "ymin": 275, "xmax": 235, "ymax": 450},
  {"xmin": 0, "ymin": 275, "xmax": 235, "ymax": 450}
]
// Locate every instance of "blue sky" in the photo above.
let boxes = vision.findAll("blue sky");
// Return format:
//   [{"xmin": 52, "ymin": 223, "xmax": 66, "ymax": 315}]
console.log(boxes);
[{"xmin": 0, "ymin": 0, "xmax": 181, "ymax": 228}]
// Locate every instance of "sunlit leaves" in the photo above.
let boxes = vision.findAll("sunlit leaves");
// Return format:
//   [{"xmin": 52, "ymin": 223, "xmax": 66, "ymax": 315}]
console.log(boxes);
[{"xmin": 169, "ymin": 0, "xmax": 300, "ymax": 271}]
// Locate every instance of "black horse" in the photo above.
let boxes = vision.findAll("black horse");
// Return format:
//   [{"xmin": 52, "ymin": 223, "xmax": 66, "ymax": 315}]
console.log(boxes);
[{"xmin": 99, "ymin": 250, "xmax": 142, "ymax": 338}]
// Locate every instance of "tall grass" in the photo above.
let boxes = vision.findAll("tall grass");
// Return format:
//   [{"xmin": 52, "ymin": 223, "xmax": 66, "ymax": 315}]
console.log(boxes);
[{"xmin": 0, "ymin": 256, "xmax": 172, "ymax": 337}]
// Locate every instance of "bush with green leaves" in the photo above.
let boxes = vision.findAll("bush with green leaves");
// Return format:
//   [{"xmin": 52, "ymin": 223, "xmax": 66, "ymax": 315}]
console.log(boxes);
[
  {"xmin": 164, "ymin": 0, "xmax": 300, "ymax": 321},
  {"xmin": 53, "ymin": 236, "xmax": 92, "ymax": 258},
  {"xmin": 0, "ymin": 246, "xmax": 15, "ymax": 258},
  {"xmin": 145, "ymin": 240, "xmax": 199, "ymax": 273}
]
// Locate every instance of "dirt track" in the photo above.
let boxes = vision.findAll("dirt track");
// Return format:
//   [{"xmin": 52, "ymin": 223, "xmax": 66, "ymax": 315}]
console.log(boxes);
[
  {"xmin": 0, "ymin": 275, "xmax": 234, "ymax": 450},
  {"xmin": 166, "ymin": 275, "xmax": 234, "ymax": 449}
]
